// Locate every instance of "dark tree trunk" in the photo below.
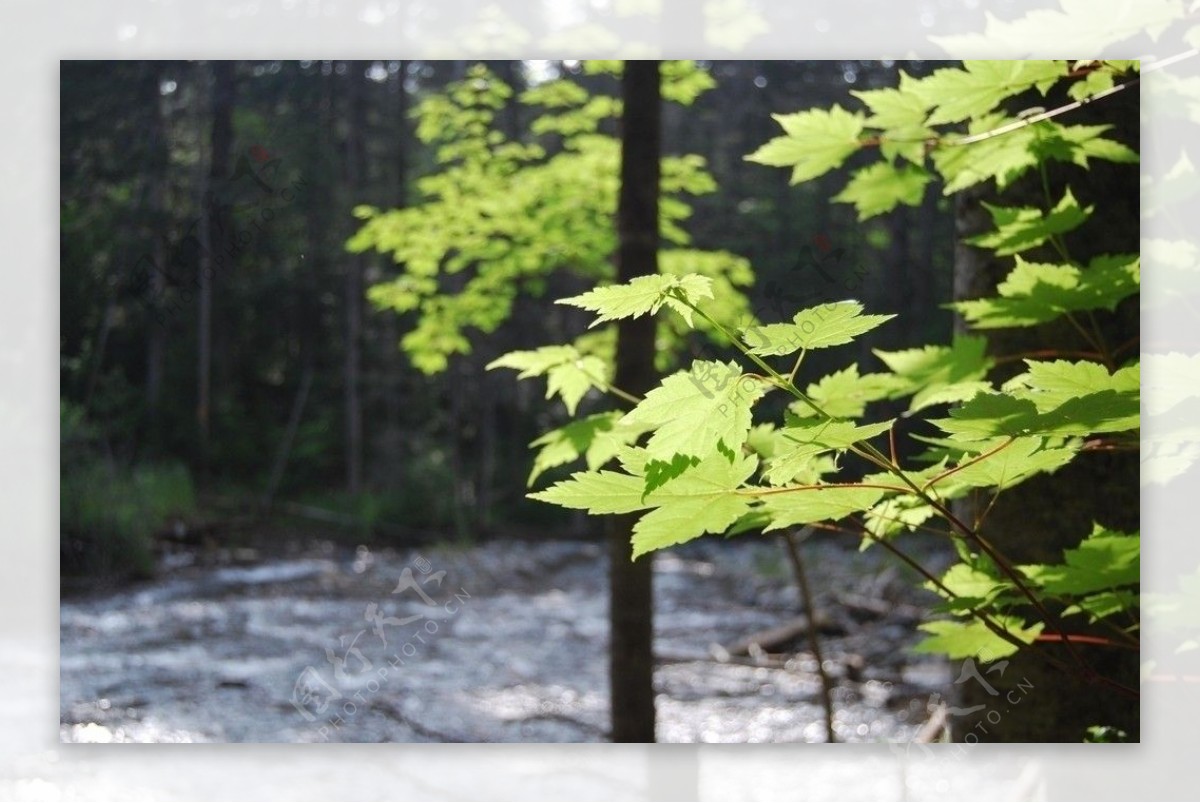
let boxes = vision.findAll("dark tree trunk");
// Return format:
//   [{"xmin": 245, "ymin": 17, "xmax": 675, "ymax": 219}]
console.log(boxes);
[
  {"xmin": 197, "ymin": 60, "xmax": 236, "ymax": 466},
  {"xmin": 394, "ymin": 60, "xmax": 409, "ymax": 209},
  {"xmin": 343, "ymin": 61, "xmax": 367, "ymax": 496},
  {"xmin": 608, "ymin": 59, "xmax": 661, "ymax": 744},
  {"xmin": 377, "ymin": 61, "xmax": 409, "ymax": 485},
  {"xmin": 143, "ymin": 62, "xmax": 169, "ymax": 445}
]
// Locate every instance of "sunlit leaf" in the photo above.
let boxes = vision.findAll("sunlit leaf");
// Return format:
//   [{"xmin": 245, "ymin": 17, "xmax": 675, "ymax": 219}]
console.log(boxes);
[
  {"xmin": 743, "ymin": 301, "xmax": 894, "ymax": 356},
  {"xmin": 912, "ymin": 60, "xmax": 1067, "ymax": 125},
  {"xmin": 557, "ymin": 273, "xmax": 714, "ymax": 328},
  {"xmin": 746, "ymin": 105, "xmax": 865, "ymax": 184},
  {"xmin": 486, "ymin": 345, "xmax": 610, "ymax": 415},
  {"xmin": 630, "ymin": 453, "xmax": 759, "ymax": 557},
  {"xmin": 914, "ymin": 616, "xmax": 1043, "ymax": 660},
  {"xmin": 760, "ymin": 484, "xmax": 885, "ymax": 531},
  {"xmin": 833, "ymin": 161, "xmax": 932, "ymax": 219},
  {"xmin": 621, "ymin": 360, "xmax": 768, "ymax": 461}
]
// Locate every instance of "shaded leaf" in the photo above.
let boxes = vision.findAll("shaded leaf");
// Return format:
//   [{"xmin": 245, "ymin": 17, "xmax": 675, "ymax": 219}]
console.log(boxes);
[
  {"xmin": 1020, "ymin": 525, "xmax": 1140, "ymax": 596},
  {"xmin": 526, "ymin": 412, "xmax": 646, "ymax": 485},
  {"xmin": 951, "ymin": 254, "xmax": 1140, "ymax": 329},
  {"xmin": 966, "ymin": 188, "xmax": 1093, "ymax": 256},
  {"xmin": 764, "ymin": 419, "xmax": 893, "ymax": 486}
]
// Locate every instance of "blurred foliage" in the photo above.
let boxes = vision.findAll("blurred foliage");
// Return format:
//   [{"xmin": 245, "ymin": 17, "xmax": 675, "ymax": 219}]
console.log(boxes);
[{"xmin": 62, "ymin": 402, "xmax": 195, "ymax": 579}]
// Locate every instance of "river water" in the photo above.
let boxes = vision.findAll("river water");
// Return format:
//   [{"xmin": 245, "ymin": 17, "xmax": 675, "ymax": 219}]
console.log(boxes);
[{"xmin": 60, "ymin": 534, "xmax": 954, "ymax": 744}]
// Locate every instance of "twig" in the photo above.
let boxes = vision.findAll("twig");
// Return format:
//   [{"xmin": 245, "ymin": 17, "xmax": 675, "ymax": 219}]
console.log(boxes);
[{"xmin": 780, "ymin": 529, "xmax": 836, "ymax": 743}]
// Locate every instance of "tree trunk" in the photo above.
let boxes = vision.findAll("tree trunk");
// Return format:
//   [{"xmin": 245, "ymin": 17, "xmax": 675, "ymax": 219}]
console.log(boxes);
[
  {"xmin": 143, "ymin": 62, "xmax": 169, "ymax": 448},
  {"xmin": 608, "ymin": 60, "xmax": 661, "ymax": 744},
  {"xmin": 197, "ymin": 61, "xmax": 235, "ymax": 465},
  {"xmin": 343, "ymin": 61, "xmax": 367, "ymax": 496}
]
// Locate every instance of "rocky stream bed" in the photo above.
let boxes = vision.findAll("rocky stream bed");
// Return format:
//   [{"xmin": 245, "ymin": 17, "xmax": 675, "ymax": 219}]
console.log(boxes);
[{"xmin": 60, "ymin": 533, "xmax": 956, "ymax": 744}]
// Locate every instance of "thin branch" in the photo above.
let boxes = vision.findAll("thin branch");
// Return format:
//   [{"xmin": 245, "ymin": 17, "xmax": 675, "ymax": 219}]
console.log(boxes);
[
  {"xmin": 943, "ymin": 77, "xmax": 1139, "ymax": 148},
  {"xmin": 780, "ymin": 530, "xmax": 836, "ymax": 743},
  {"xmin": 994, "ymin": 349, "xmax": 1104, "ymax": 365},
  {"xmin": 921, "ymin": 437, "xmax": 1016, "ymax": 493}
]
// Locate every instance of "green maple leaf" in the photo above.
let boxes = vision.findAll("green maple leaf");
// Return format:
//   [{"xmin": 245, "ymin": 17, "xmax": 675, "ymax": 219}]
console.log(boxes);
[
  {"xmin": 746, "ymin": 423, "xmax": 840, "ymax": 484},
  {"xmin": 952, "ymin": 254, "xmax": 1140, "ymax": 329},
  {"xmin": 760, "ymin": 484, "xmax": 885, "ymax": 531},
  {"xmin": 928, "ymin": 563, "xmax": 1011, "ymax": 611},
  {"xmin": 487, "ymin": 345, "xmax": 609, "ymax": 415},
  {"xmin": 630, "ymin": 452, "xmax": 759, "ymax": 558},
  {"xmin": 1003, "ymin": 360, "xmax": 1140, "ymax": 436},
  {"xmin": 875, "ymin": 335, "xmax": 993, "ymax": 412},
  {"xmin": 1020, "ymin": 525, "xmax": 1139, "ymax": 596},
  {"xmin": 851, "ymin": 83, "xmax": 935, "ymax": 164},
  {"xmin": 834, "ymin": 161, "xmax": 932, "ymax": 220},
  {"xmin": 764, "ymin": 419, "xmax": 893, "ymax": 486},
  {"xmin": 863, "ymin": 494, "xmax": 937, "ymax": 541},
  {"xmin": 621, "ymin": 360, "xmax": 768, "ymax": 461},
  {"xmin": 1068, "ymin": 68, "xmax": 1116, "ymax": 101},
  {"xmin": 930, "ymin": 436, "xmax": 1080, "ymax": 492},
  {"xmin": 745, "ymin": 104, "xmax": 865, "ymax": 184},
  {"xmin": 913, "ymin": 60, "xmax": 1067, "ymax": 126},
  {"xmin": 1033, "ymin": 391, "xmax": 1141, "ymax": 437},
  {"xmin": 1015, "ymin": 359, "xmax": 1139, "ymax": 413},
  {"xmin": 528, "ymin": 469, "xmax": 648, "ymax": 515},
  {"xmin": 932, "ymin": 117, "xmax": 1043, "ymax": 193},
  {"xmin": 932, "ymin": 117, "xmax": 1135, "ymax": 194},
  {"xmin": 853, "ymin": 83, "xmax": 930, "ymax": 128},
  {"xmin": 1063, "ymin": 590, "xmax": 1139, "ymax": 622},
  {"xmin": 787, "ymin": 365, "xmax": 905, "ymax": 420},
  {"xmin": 526, "ymin": 412, "xmax": 647, "ymax": 485},
  {"xmin": 556, "ymin": 273, "xmax": 714, "ymax": 328},
  {"xmin": 914, "ymin": 616, "xmax": 1044, "ymax": 661},
  {"xmin": 934, "ymin": 361, "xmax": 1140, "ymax": 440},
  {"xmin": 1052, "ymin": 124, "xmax": 1139, "ymax": 167},
  {"xmin": 642, "ymin": 452, "xmax": 702, "ymax": 497},
  {"xmin": 933, "ymin": 393, "xmax": 1041, "ymax": 440},
  {"xmin": 531, "ymin": 449, "xmax": 759, "ymax": 558},
  {"xmin": 966, "ymin": 188, "xmax": 1093, "ymax": 256},
  {"xmin": 743, "ymin": 301, "xmax": 895, "ymax": 356}
]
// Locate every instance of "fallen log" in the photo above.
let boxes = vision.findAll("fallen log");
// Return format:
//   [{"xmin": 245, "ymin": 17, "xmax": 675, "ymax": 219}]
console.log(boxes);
[{"xmin": 722, "ymin": 612, "xmax": 840, "ymax": 656}]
